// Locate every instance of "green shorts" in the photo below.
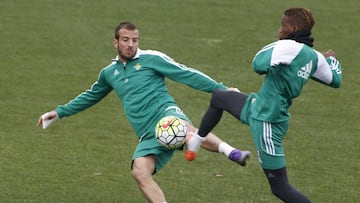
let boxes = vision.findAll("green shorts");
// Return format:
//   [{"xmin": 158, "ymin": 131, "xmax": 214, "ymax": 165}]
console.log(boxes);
[
  {"xmin": 248, "ymin": 117, "xmax": 288, "ymax": 170},
  {"xmin": 131, "ymin": 105, "xmax": 190, "ymax": 173},
  {"xmin": 240, "ymin": 94, "xmax": 289, "ymax": 170}
]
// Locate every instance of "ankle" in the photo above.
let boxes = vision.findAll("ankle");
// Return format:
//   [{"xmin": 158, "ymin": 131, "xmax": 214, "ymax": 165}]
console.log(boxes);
[
  {"xmin": 218, "ymin": 142, "xmax": 235, "ymax": 157},
  {"xmin": 186, "ymin": 132, "xmax": 205, "ymax": 152}
]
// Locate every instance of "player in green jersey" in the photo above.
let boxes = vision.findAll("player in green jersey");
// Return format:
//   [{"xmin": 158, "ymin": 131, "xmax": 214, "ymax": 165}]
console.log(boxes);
[
  {"xmin": 186, "ymin": 8, "xmax": 342, "ymax": 202},
  {"xmin": 37, "ymin": 21, "xmax": 250, "ymax": 203}
]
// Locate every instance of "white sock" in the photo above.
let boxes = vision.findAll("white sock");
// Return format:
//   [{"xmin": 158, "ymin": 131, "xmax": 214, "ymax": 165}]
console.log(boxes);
[
  {"xmin": 187, "ymin": 132, "xmax": 206, "ymax": 152},
  {"xmin": 218, "ymin": 142, "xmax": 235, "ymax": 157}
]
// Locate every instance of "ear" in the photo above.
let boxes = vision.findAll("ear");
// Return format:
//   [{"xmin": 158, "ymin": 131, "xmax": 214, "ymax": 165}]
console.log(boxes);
[
  {"xmin": 292, "ymin": 25, "xmax": 299, "ymax": 32},
  {"xmin": 113, "ymin": 39, "xmax": 118, "ymax": 48}
]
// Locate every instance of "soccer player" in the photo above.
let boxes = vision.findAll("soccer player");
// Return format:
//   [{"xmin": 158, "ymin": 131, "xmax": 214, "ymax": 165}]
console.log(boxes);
[
  {"xmin": 185, "ymin": 8, "xmax": 342, "ymax": 202},
  {"xmin": 36, "ymin": 21, "xmax": 250, "ymax": 203}
]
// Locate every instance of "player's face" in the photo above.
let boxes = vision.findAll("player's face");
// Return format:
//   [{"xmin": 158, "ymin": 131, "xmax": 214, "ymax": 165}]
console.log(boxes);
[
  {"xmin": 114, "ymin": 28, "xmax": 139, "ymax": 62},
  {"xmin": 278, "ymin": 15, "xmax": 297, "ymax": 39}
]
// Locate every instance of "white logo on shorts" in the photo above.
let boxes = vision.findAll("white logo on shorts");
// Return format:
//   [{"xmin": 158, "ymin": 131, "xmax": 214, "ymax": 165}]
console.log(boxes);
[{"xmin": 165, "ymin": 106, "xmax": 185, "ymax": 116}]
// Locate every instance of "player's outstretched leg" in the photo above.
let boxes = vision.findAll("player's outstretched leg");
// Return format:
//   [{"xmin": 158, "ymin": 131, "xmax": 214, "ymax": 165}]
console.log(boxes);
[
  {"xmin": 185, "ymin": 131, "xmax": 251, "ymax": 166},
  {"xmin": 185, "ymin": 89, "xmax": 249, "ymax": 162}
]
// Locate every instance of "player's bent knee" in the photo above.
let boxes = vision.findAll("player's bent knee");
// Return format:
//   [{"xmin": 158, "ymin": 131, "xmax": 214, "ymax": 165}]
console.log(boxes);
[
  {"xmin": 211, "ymin": 89, "xmax": 223, "ymax": 104},
  {"xmin": 131, "ymin": 157, "xmax": 156, "ymax": 181},
  {"xmin": 131, "ymin": 166, "xmax": 151, "ymax": 183}
]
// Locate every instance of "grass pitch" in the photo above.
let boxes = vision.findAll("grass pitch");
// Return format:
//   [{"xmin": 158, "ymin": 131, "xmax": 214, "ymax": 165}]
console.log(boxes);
[{"xmin": 1, "ymin": 0, "xmax": 359, "ymax": 202}]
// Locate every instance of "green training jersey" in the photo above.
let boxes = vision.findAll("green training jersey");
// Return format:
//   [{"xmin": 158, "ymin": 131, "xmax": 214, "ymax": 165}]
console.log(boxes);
[
  {"xmin": 55, "ymin": 49, "xmax": 226, "ymax": 138},
  {"xmin": 250, "ymin": 39, "xmax": 342, "ymax": 122}
]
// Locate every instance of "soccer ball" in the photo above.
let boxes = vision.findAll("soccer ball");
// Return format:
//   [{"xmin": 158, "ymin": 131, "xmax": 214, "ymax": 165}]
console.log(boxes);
[{"xmin": 155, "ymin": 116, "xmax": 187, "ymax": 149}]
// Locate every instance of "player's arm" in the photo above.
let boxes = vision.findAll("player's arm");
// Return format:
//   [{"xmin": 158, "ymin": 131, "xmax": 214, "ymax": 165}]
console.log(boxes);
[
  {"xmin": 55, "ymin": 69, "xmax": 113, "ymax": 118},
  {"xmin": 253, "ymin": 40, "xmax": 305, "ymax": 75},
  {"xmin": 153, "ymin": 54, "xmax": 227, "ymax": 92},
  {"xmin": 252, "ymin": 50, "xmax": 272, "ymax": 75},
  {"xmin": 37, "ymin": 69, "xmax": 113, "ymax": 129},
  {"xmin": 311, "ymin": 51, "xmax": 342, "ymax": 88}
]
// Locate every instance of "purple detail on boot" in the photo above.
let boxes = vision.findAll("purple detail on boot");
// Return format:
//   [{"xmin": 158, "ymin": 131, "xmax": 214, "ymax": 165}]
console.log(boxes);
[{"xmin": 229, "ymin": 149, "xmax": 241, "ymax": 161}]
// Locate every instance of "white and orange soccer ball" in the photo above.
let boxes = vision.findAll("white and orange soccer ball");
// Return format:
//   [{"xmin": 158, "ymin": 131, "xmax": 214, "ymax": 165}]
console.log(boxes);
[{"xmin": 155, "ymin": 116, "xmax": 187, "ymax": 149}]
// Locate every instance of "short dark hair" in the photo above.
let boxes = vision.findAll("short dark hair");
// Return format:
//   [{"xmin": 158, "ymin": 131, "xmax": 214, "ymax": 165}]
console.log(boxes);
[
  {"xmin": 114, "ymin": 21, "xmax": 138, "ymax": 39},
  {"xmin": 284, "ymin": 8, "xmax": 315, "ymax": 31}
]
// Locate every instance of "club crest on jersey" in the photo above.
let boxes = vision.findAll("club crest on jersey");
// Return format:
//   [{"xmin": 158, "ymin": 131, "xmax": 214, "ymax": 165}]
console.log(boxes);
[
  {"xmin": 297, "ymin": 60, "xmax": 312, "ymax": 80},
  {"xmin": 133, "ymin": 63, "xmax": 142, "ymax": 70}
]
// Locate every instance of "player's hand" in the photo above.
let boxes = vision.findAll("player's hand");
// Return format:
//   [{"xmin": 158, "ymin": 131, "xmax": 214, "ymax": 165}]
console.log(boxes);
[
  {"xmin": 226, "ymin": 87, "xmax": 241, "ymax": 92},
  {"xmin": 323, "ymin": 49, "xmax": 336, "ymax": 58},
  {"xmin": 37, "ymin": 111, "xmax": 58, "ymax": 127}
]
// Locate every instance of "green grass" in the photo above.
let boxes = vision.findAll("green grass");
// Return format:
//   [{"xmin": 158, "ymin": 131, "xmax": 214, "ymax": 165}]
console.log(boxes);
[{"xmin": 1, "ymin": 0, "xmax": 359, "ymax": 202}]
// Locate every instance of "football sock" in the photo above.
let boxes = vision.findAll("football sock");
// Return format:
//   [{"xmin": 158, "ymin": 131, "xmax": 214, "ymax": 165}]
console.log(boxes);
[
  {"xmin": 186, "ymin": 132, "xmax": 206, "ymax": 152},
  {"xmin": 264, "ymin": 167, "xmax": 311, "ymax": 203},
  {"xmin": 218, "ymin": 142, "xmax": 235, "ymax": 157},
  {"xmin": 197, "ymin": 106, "xmax": 222, "ymax": 137}
]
